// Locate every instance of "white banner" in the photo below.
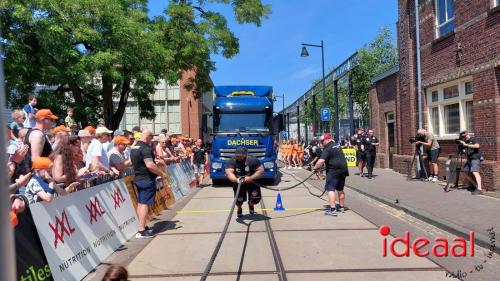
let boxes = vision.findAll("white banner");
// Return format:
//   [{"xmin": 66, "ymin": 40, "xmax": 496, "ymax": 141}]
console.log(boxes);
[{"xmin": 30, "ymin": 179, "xmax": 138, "ymax": 281}]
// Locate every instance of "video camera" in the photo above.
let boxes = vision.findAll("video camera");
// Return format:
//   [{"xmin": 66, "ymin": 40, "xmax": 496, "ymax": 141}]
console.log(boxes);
[
  {"xmin": 454, "ymin": 131, "xmax": 467, "ymax": 152},
  {"xmin": 408, "ymin": 133, "xmax": 426, "ymax": 144}
]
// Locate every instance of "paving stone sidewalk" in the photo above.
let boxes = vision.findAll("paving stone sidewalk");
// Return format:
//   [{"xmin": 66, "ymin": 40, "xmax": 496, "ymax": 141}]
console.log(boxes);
[{"xmin": 290, "ymin": 166, "xmax": 500, "ymax": 250}]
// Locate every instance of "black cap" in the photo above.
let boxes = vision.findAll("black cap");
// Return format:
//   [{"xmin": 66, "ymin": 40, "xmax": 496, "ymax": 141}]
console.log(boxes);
[{"xmin": 235, "ymin": 147, "xmax": 248, "ymax": 156}]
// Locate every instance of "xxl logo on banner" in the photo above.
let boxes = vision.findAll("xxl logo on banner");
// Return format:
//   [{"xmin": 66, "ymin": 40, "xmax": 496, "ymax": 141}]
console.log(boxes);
[
  {"xmin": 112, "ymin": 188, "xmax": 126, "ymax": 209},
  {"xmin": 86, "ymin": 197, "xmax": 106, "ymax": 224},
  {"xmin": 49, "ymin": 210, "xmax": 76, "ymax": 249}
]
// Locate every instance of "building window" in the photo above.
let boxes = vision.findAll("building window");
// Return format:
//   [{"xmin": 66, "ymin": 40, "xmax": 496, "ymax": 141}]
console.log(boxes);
[
  {"xmin": 465, "ymin": 81, "xmax": 473, "ymax": 95},
  {"xmin": 436, "ymin": 0, "xmax": 455, "ymax": 37},
  {"xmin": 443, "ymin": 103, "xmax": 460, "ymax": 134},
  {"xmin": 430, "ymin": 107, "xmax": 440, "ymax": 134},
  {"xmin": 431, "ymin": 91, "xmax": 439, "ymax": 102},
  {"xmin": 495, "ymin": 0, "xmax": 500, "ymax": 8},
  {"xmin": 426, "ymin": 78, "xmax": 473, "ymax": 137},
  {"xmin": 465, "ymin": 101, "xmax": 474, "ymax": 133},
  {"xmin": 443, "ymin": 85, "xmax": 459, "ymax": 99}
]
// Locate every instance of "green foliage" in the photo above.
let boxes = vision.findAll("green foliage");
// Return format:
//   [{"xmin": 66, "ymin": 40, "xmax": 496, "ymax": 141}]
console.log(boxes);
[
  {"xmin": 1, "ymin": 0, "xmax": 271, "ymax": 129},
  {"xmin": 351, "ymin": 26, "xmax": 398, "ymax": 124},
  {"xmin": 300, "ymin": 26, "xmax": 398, "ymax": 128}
]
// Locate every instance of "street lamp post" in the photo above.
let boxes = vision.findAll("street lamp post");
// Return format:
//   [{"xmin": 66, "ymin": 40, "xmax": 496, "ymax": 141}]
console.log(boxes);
[
  {"xmin": 274, "ymin": 94, "xmax": 285, "ymax": 134},
  {"xmin": 301, "ymin": 40, "xmax": 326, "ymax": 134}
]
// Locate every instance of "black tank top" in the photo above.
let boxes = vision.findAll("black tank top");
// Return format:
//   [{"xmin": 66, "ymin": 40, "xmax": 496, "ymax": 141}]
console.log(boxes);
[{"xmin": 12, "ymin": 128, "xmax": 53, "ymax": 182}]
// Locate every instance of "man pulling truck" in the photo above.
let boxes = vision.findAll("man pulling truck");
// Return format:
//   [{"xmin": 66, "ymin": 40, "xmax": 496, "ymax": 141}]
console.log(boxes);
[
  {"xmin": 225, "ymin": 147, "xmax": 265, "ymax": 217},
  {"xmin": 362, "ymin": 130, "xmax": 379, "ymax": 179}
]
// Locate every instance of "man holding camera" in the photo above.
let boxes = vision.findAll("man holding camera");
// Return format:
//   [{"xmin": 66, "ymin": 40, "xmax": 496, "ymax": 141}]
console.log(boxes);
[
  {"xmin": 458, "ymin": 131, "xmax": 483, "ymax": 195},
  {"xmin": 415, "ymin": 129, "xmax": 440, "ymax": 182}
]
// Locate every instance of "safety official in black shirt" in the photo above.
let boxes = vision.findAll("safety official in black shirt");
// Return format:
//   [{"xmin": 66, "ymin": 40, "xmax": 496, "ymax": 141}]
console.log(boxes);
[
  {"xmin": 313, "ymin": 133, "xmax": 349, "ymax": 216},
  {"xmin": 362, "ymin": 129, "xmax": 379, "ymax": 179},
  {"xmin": 353, "ymin": 129, "xmax": 367, "ymax": 177},
  {"xmin": 225, "ymin": 147, "xmax": 264, "ymax": 217}
]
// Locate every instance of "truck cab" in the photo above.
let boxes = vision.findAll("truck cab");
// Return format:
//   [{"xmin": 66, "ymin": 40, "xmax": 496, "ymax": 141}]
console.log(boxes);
[{"xmin": 209, "ymin": 86, "xmax": 277, "ymax": 184}]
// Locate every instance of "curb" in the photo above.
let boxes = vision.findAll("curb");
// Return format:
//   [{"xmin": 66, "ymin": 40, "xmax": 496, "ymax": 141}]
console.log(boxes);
[{"xmin": 344, "ymin": 183, "xmax": 499, "ymax": 255}]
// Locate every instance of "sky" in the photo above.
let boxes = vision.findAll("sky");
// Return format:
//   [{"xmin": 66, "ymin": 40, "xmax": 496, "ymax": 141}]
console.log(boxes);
[{"xmin": 147, "ymin": 0, "xmax": 398, "ymax": 111}]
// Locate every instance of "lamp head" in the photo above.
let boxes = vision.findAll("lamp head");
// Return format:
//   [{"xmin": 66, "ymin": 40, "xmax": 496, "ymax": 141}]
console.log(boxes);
[{"xmin": 300, "ymin": 46, "xmax": 309, "ymax": 57}]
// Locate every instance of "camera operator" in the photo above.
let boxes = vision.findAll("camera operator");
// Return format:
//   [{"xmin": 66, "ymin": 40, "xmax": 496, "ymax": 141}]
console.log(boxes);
[
  {"xmin": 458, "ymin": 131, "xmax": 483, "ymax": 195},
  {"xmin": 415, "ymin": 129, "xmax": 440, "ymax": 182}
]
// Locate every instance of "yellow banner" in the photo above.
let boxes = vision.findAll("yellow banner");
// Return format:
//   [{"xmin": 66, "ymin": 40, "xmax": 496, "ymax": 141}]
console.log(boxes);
[{"xmin": 342, "ymin": 148, "xmax": 357, "ymax": 167}]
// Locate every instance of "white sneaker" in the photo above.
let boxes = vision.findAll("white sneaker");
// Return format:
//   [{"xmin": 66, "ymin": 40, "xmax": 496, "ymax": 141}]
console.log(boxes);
[
  {"xmin": 427, "ymin": 177, "xmax": 434, "ymax": 181},
  {"xmin": 298, "ymin": 166, "xmax": 302, "ymax": 169},
  {"xmin": 432, "ymin": 176, "xmax": 438, "ymax": 182}
]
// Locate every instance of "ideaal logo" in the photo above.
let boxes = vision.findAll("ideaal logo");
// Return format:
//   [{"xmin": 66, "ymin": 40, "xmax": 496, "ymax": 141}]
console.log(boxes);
[
  {"xmin": 380, "ymin": 225, "xmax": 497, "ymax": 279},
  {"xmin": 49, "ymin": 210, "xmax": 76, "ymax": 249},
  {"xmin": 112, "ymin": 188, "xmax": 126, "ymax": 209},
  {"xmin": 379, "ymin": 225, "xmax": 475, "ymax": 257},
  {"xmin": 86, "ymin": 197, "xmax": 106, "ymax": 224}
]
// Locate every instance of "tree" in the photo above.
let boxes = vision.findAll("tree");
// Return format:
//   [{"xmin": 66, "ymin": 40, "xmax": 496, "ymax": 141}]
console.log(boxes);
[
  {"xmin": 300, "ymin": 27, "xmax": 398, "ymax": 130},
  {"xmin": 351, "ymin": 26, "xmax": 398, "ymax": 124},
  {"xmin": 1, "ymin": 0, "xmax": 271, "ymax": 129}
]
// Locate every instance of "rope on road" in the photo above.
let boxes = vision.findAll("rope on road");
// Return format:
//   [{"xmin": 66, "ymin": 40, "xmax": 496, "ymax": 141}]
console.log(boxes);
[
  {"xmin": 200, "ymin": 167, "xmax": 324, "ymax": 280},
  {"xmin": 200, "ymin": 178, "xmax": 244, "ymax": 281},
  {"xmin": 278, "ymin": 168, "xmax": 327, "ymax": 199},
  {"xmin": 254, "ymin": 167, "xmax": 323, "ymax": 192}
]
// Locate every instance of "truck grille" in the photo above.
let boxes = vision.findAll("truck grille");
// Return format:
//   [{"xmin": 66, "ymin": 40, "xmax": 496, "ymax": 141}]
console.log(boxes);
[{"xmin": 219, "ymin": 148, "xmax": 267, "ymax": 160}]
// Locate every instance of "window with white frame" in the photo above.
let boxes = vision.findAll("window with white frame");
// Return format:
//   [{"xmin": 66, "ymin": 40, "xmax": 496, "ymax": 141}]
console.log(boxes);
[
  {"xmin": 435, "ymin": 0, "xmax": 455, "ymax": 37},
  {"xmin": 495, "ymin": 0, "xmax": 500, "ymax": 8},
  {"xmin": 426, "ymin": 78, "xmax": 474, "ymax": 137}
]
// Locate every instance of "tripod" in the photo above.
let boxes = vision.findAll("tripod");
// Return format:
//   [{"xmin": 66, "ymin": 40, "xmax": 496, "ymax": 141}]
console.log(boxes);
[
  {"xmin": 444, "ymin": 147, "xmax": 466, "ymax": 192},
  {"xmin": 407, "ymin": 144, "xmax": 428, "ymax": 181}
]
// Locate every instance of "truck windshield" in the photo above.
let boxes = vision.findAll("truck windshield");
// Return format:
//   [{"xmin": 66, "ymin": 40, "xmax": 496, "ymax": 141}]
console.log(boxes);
[{"xmin": 217, "ymin": 113, "xmax": 269, "ymax": 132}]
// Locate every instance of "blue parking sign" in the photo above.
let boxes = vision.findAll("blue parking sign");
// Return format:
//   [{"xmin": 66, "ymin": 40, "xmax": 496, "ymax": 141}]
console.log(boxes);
[{"xmin": 321, "ymin": 108, "xmax": 330, "ymax": 121}]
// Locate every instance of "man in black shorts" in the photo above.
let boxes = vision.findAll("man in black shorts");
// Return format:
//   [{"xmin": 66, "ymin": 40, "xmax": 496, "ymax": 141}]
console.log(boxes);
[
  {"xmin": 353, "ymin": 129, "xmax": 367, "ymax": 176},
  {"xmin": 363, "ymin": 130, "xmax": 379, "ymax": 179},
  {"xmin": 313, "ymin": 133, "xmax": 349, "ymax": 216},
  {"xmin": 225, "ymin": 147, "xmax": 264, "ymax": 217},
  {"xmin": 130, "ymin": 128, "xmax": 167, "ymax": 238}
]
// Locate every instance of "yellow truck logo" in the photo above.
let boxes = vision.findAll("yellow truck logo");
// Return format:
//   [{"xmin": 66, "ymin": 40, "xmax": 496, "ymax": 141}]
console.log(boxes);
[{"xmin": 227, "ymin": 139, "xmax": 259, "ymax": 146}]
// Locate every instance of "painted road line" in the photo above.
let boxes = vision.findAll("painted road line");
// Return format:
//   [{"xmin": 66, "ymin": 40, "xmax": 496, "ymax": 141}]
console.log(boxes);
[{"xmin": 177, "ymin": 207, "xmax": 323, "ymax": 214}]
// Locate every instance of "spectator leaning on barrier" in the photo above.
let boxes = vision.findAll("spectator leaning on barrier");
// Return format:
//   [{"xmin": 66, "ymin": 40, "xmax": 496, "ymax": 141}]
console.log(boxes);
[
  {"xmin": 130, "ymin": 128, "xmax": 167, "ymax": 238},
  {"xmin": 108, "ymin": 136, "xmax": 132, "ymax": 176},
  {"xmin": 52, "ymin": 125, "xmax": 70, "ymax": 150},
  {"xmin": 191, "ymin": 139, "xmax": 208, "ymax": 187},
  {"xmin": 78, "ymin": 129, "xmax": 93, "ymax": 161},
  {"xmin": 10, "ymin": 109, "xmax": 25, "ymax": 139},
  {"xmin": 15, "ymin": 109, "xmax": 58, "ymax": 182},
  {"xmin": 155, "ymin": 134, "xmax": 176, "ymax": 167},
  {"xmin": 50, "ymin": 135, "xmax": 87, "ymax": 187},
  {"xmin": 86, "ymin": 126, "xmax": 113, "ymax": 173},
  {"xmin": 23, "ymin": 96, "xmax": 38, "ymax": 128},
  {"xmin": 24, "ymin": 157, "xmax": 77, "ymax": 204}
]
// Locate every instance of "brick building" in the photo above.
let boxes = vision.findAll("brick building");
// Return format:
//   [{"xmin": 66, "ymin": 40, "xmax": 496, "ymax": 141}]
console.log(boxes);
[
  {"xmin": 370, "ymin": 0, "xmax": 500, "ymax": 191},
  {"xmin": 118, "ymin": 71, "xmax": 211, "ymax": 139}
]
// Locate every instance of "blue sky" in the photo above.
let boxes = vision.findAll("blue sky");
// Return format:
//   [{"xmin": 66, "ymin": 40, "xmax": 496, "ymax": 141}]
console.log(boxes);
[{"xmin": 147, "ymin": 1, "xmax": 398, "ymax": 111}]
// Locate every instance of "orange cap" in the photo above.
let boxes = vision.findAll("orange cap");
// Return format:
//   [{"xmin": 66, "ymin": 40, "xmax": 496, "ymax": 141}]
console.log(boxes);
[
  {"xmin": 114, "ymin": 135, "xmax": 130, "ymax": 145},
  {"xmin": 32, "ymin": 157, "xmax": 53, "ymax": 170},
  {"xmin": 84, "ymin": 126, "xmax": 96, "ymax": 134},
  {"xmin": 35, "ymin": 109, "xmax": 58, "ymax": 120},
  {"xmin": 53, "ymin": 125, "xmax": 70, "ymax": 134}
]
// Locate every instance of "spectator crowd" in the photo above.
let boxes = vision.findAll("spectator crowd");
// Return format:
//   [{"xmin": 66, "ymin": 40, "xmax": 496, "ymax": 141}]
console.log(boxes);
[{"xmin": 6, "ymin": 96, "xmax": 209, "ymax": 223}]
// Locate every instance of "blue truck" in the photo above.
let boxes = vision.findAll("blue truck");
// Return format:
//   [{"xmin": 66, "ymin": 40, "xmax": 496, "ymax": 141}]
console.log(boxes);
[{"xmin": 209, "ymin": 86, "xmax": 277, "ymax": 184}]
